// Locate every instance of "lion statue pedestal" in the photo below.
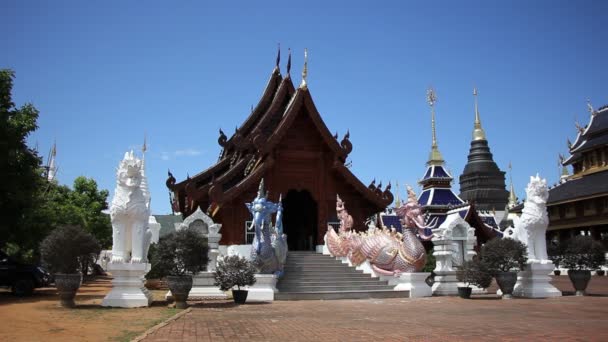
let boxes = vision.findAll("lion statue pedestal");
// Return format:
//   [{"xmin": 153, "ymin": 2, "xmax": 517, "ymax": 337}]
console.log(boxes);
[
  {"xmin": 505, "ymin": 175, "xmax": 561, "ymax": 298},
  {"xmin": 102, "ymin": 151, "xmax": 154, "ymax": 308}
]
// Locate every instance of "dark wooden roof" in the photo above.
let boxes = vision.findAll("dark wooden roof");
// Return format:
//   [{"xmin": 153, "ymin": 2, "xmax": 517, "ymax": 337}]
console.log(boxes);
[
  {"xmin": 168, "ymin": 65, "xmax": 391, "ymax": 216},
  {"xmin": 565, "ymin": 106, "xmax": 608, "ymax": 165},
  {"xmin": 547, "ymin": 170, "xmax": 608, "ymax": 205}
]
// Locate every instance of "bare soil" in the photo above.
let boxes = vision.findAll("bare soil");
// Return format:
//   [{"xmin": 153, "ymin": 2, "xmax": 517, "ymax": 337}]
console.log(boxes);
[{"xmin": 0, "ymin": 276, "xmax": 178, "ymax": 342}]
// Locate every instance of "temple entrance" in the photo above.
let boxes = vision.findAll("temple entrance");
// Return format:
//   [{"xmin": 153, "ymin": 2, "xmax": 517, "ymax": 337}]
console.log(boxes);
[{"xmin": 282, "ymin": 189, "xmax": 318, "ymax": 251}]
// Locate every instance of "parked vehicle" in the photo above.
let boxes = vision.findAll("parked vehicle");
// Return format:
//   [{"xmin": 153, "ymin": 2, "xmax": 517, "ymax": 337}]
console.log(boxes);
[{"xmin": 0, "ymin": 250, "xmax": 51, "ymax": 296}]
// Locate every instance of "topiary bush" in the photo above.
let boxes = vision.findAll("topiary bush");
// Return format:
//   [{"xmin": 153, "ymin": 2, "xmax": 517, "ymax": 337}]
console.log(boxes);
[
  {"xmin": 40, "ymin": 225, "xmax": 101, "ymax": 274},
  {"xmin": 151, "ymin": 227, "xmax": 209, "ymax": 277},
  {"xmin": 562, "ymin": 235, "xmax": 605, "ymax": 271},
  {"xmin": 457, "ymin": 258, "xmax": 493, "ymax": 289},
  {"xmin": 480, "ymin": 237, "xmax": 528, "ymax": 274},
  {"xmin": 214, "ymin": 255, "xmax": 257, "ymax": 291}
]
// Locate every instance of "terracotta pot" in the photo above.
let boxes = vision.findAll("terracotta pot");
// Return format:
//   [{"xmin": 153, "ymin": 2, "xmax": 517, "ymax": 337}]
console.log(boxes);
[
  {"xmin": 553, "ymin": 270, "xmax": 561, "ymax": 276},
  {"xmin": 166, "ymin": 275, "xmax": 193, "ymax": 309},
  {"xmin": 495, "ymin": 272, "xmax": 518, "ymax": 299},
  {"xmin": 232, "ymin": 289, "xmax": 248, "ymax": 304},
  {"xmin": 54, "ymin": 273, "xmax": 82, "ymax": 308},
  {"xmin": 568, "ymin": 270, "xmax": 591, "ymax": 296},
  {"xmin": 457, "ymin": 287, "xmax": 472, "ymax": 299}
]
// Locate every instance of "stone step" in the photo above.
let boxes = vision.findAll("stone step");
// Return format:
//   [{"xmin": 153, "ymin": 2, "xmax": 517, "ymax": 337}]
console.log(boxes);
[
  {"xmin": 285, "ymin": 261, "xmax": 346, "ymax": 266},
  {"xmin": 284, "ymin": 265, "xmax": 362, "ymax": 272},
  {"xmin": 281, "ymin": 275, "xmax": 379, "ymax": 283},
  {"xmin": 278, "ymin": 284, "xmax": 395, "ymax": 292},
  {"xmin": 278, "ymin": 280, "xmax": 389, "ymax": 287},
  {"xmin": 275, "ymin": 289, "xmax": 409, "ymax": 301}
]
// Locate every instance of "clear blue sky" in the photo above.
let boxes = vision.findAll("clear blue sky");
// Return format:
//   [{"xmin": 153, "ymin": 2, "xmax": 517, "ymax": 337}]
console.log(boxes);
[{"xmin": 2, "ymin": 1, "xmax": 607, "ymax": 214}]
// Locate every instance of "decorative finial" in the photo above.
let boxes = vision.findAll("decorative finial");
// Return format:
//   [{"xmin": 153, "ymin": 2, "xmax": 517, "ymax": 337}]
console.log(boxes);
[
  {"xmin": 257, "ymin": 178, "xmax": 266, "ymax": 198},
  {"xmin": 251, "ymin": 104, "xmax": 254, "ymax": 113},
  {"xmin": 472, "ymin": 87, "xmax": 487, "ymax": 141},
  {"xmin": 587, "ymin": 99, "xmax": 595, "ymax": 115},
  {"xmin": 142, "ymin": 134, "xmax": 147, "ymax": 154},
  {"xmin": 300, "ymin": 48, "xmax": 308, "ymax": 90},
  {"xmin": 287, "ymin": 48, "xmax": 292, "ymax": 75},
  {"xmin": 426, "ymin": 87, "xmax": 444, "ymax": 165},
  {"xmin": 575, "ymin": 119, "xmax": 584, "ymax": 133},
  {"xmin": 567, "ymin": 138, "xmax": 572, "ymax": 149},
  {"xmin": 275, "ymin": 43, "xmax": 281, "ymax": 70}
]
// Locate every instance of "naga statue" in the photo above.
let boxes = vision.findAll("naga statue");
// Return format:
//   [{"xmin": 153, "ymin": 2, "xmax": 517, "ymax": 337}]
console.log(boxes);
[
  {"xmin": 110, "ymin": 151, "xmax": 152, "ymax": 263},
  {"xmin": 246, "ymin": 179, "xmax": 288, "ymax": 276},
  {"xmin": 504, "ymin": 175, "xmax": 550, "ymax": 262},
  {"xmin": 324, "ymin": 190, "xmax": 427, "ymax": 276},
  {"xmin": 395, "ymin": 186, "xmax": 434, "ymax": 241}
]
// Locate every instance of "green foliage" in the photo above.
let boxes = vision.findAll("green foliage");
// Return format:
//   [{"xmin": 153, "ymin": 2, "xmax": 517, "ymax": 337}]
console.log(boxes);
[
  {"xmin": 40, "ymin": 225, "xmax": 101, "ymax": 274},
  {"xmin": 561, "ymin": 235, "xmax": 606, "ymax": 271},
  {"xmin": 214, "ymin": 255, "xmax": 257, "ymax": 291},
  {"xmin": 422, "ymin": 249, "xmax": 436, "ymax": 273},
  {"xmin": 547, "ymin": 241, "xmax": 565, "ymax": 268},
  {"xmin": 457, "ymin": 258, "xmax": 493, "ymax": 289},
  {"xmin": 144, "ymin": 243, "xmax": 164, "ymax": 279},
  {"xmin": 480, "ymin": 237, "xmax": 528, "ymax": 273},
  {"xmin": 152, "ymin": 227, "xmax": 209, "ymax": 277},
  {"xmin": 0, "ymin": 69, "xmax": 43, "ymax": 256}
]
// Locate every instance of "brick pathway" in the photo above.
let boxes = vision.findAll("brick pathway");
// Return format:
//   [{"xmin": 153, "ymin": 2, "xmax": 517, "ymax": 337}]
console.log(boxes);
[{"xmin": 143, "ymin": 276, "xmax": 608, "ymax": 341}]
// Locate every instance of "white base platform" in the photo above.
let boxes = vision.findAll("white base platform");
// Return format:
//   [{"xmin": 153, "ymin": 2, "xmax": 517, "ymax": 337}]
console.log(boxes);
[
  {"xmin": 246, "ymin": 274, "xmax": 277, "ymax": 302},
  {"xmin": 102, "ymin": 263, "xmax": 153, "ymax": 308},
  {"xmin": 391, "ymin": 273, "xmax": 432, "ymax": 298},
  {"xmin": 431, "ymin": 271, "xmax": 460, "ymax": 296},
  {"xmin": 188, "ymin": 272, "xmax": 227, "ymax": 299},
  {"xmin": 513, "ymin": 262, "xmax": 562, "ymax": 298}
]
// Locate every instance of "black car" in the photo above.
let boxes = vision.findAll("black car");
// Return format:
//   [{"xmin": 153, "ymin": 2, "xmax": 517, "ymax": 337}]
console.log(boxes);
[{"xmin": 0, "ymin": 250, "xmax": 51, "ymax": 296}]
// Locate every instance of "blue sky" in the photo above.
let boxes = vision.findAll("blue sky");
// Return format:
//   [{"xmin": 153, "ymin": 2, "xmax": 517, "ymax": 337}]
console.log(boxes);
[{"xmin": 2, "ymin": 1, "xmax": 607, "ymax": 214}]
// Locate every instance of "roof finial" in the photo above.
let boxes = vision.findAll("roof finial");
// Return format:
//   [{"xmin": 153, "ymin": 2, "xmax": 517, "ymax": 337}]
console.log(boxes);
[
  {"xmin": 300, "ymin": 48, "xmax": 308, "ymax": 90},
  {"xmin": 559, "ymin": 154, "xmax": 570, "ymax": 182},
  {"xmin": 508, "ymin": 161, "xmax": 517, "ymax": 207},
  {"xmin": 142, "ymin": 134, "xmax": 147, "ymax": 154},
  {"xmin": 472, "ymin": 87, "xmax": 487, "ymax": 141},
  {"xmin": 275, "ymin": 43, "xmax": 281, "ymax": 70},
  {"xmin": 426, "ymin": 87, "xmax": 444, "ymax": 165},
  {"xmin": 575, "ymin": 119, "xmax": 584, "ymax": 133},
  {"xmin": 287, "ymin": 48, "xmax": 292, "ymax": 75},
  {"xmin": 394, "ymin": 180, "xmax": 401, "ymax": 208},
  {"xmin": 587, "ymin": 98, "xmax": 595, "ymax": 116}
]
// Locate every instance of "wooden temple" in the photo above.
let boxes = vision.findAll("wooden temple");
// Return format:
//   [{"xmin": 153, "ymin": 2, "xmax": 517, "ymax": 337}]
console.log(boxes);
[{"xmin": 166, "ymin": 50, "xmax": 393, "ymax": 250}]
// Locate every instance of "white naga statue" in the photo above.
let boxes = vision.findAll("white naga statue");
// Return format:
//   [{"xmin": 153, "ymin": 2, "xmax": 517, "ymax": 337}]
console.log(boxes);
[
  {"xmin": 505, "ymin": 174, "xmax": 550, "ymax": 262},
  {"xmin": 110, "ymin": 151, "xmax": 152, "ymax": 263}
]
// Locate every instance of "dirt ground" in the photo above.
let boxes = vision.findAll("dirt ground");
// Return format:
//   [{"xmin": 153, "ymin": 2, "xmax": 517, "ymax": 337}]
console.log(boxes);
[{"xmin": 0, "ymin": 276, "xmax": 179, "ymax": 342}]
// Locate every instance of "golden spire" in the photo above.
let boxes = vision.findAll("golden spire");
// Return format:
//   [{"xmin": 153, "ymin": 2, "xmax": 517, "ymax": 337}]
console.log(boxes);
[
  {"xmin": 300, "ymin": 48, "xmax": 308, "ymax": 90},
  {"xmin": 472, "ymin": 87, "xmax": 487, "ymax": 141},
  {"xmin": 508, "ymin": 161, "xmax": 517, "ymax": 207},
  {"xmin": 394, "ymin": 180, "xmax": 401, "ymax": 208},
  {"xmin": 426, "ymin": 87, "xmax": 444, "ymax": 165}
]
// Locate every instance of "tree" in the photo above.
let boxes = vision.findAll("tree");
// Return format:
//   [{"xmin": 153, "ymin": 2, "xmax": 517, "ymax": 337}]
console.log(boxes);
[{"xmin": 0, "ymin": 69, "xmax": 43, "ymax": 257}]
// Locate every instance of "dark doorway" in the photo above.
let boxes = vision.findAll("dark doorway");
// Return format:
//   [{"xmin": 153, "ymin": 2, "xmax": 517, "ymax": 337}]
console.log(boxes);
[{"xmin": 282, "ymin": 189, "xmax": 318, "ymax": 251}]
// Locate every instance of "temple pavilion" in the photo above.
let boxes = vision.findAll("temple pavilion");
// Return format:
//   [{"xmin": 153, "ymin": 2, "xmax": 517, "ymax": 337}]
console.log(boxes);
[
  {"xmin": 166, "ymin": 50, "xmax": 393, "ymax": 251},
  {"xmin": 546, "ymin": 102, "xmax": 608, "ymax": 246},
  {"xmin": 417, "ymin": 88, "xmax": 502, "ymax": 247}
]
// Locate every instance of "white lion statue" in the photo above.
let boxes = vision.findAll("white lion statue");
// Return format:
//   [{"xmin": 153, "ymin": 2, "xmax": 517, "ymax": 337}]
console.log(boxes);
[
  {"xmin": 110, "ymin": 151, "xmax": 152, "ymax": 263},
  {"xmin": 504, "ymin": 174, "xmax": 549, "ymax": 263}
]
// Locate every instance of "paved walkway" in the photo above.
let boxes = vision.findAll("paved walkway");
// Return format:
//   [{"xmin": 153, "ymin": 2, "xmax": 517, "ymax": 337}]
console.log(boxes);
[{"xmin": 143, "ymin": 276, "xmax": 608, "ymax": 341}]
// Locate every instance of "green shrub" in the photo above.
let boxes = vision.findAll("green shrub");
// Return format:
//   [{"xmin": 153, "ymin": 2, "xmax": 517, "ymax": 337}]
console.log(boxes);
[
  {"xmin": 457, "ymin": 258, "xmax": 493, "ymax": 289},
  {"xmin": 214, "ymin": 255, "xmax": 257, "ymax": 291},
  {"xmin": 151, "ymin": 227, "xmax": 209, "ymax": 277},
  {"xmin": 40, "ymin": 225, "xmax": 100, "ymax": 274},
  {"xmin": 480, "ymin": 237, "xmax": 527, "ymax": 274},
  {"xmin": 561, "ymin": 235, "xmax": 605, "ymax": 270},
  {"xmin": 547, "ymin": 242, "xmax": 565, "ymax": 268},
  {"xmin": 422, "ymin": 249, "xmax": 436, "ymax": 273}
]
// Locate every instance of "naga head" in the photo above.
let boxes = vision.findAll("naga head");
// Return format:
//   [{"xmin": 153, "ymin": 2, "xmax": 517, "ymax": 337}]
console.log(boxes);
[
  {"xmin": 117, "ymin": 150, "xmax": 143, "ymax": 189},
  {"xmin": 247, "ymin": 179, "xmax": 279, "ymax": 231},
  {"xmin": 396, "ymin": 185, "xmax": 425, "ymax": 229},
  {"xmin": 525, "ymin": 174, "xmax": 549, "ymax": 204}
]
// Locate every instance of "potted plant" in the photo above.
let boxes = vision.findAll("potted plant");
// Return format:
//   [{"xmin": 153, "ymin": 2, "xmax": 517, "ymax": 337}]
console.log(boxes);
[
  {"xmin": 480, "ymin": 237, "xmax": 528, "ymax": 299},
  {"xmin": 214, "ymin": 255, "xmax": 257, "ymax": 304},
  {"xmin": 561, "ymin": 235, "xmax": 605, "ymax": 296},
  {"xmin": 597, "ymin": 269, "xmax": 605, "ymax": 276},
  {"xmin": 456, "ymin": 258, "xmax": 493, "ymax": 299},
  {"xmin": 152, "ymin": 227, "xmax": 209, "ymax": 309},
  {"xmin": 40, "ymin": 225, "xmax": 101, "ymax": 308},
  {"xmin": 547, "ymin": 242, "xmax": 564, "ymax": 276}
]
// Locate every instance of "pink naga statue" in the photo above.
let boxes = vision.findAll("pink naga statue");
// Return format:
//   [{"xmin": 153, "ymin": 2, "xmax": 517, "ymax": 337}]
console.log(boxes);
[{"xmin": 324, "ymin": 189, "xmax": 427, "ymax": 276}]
